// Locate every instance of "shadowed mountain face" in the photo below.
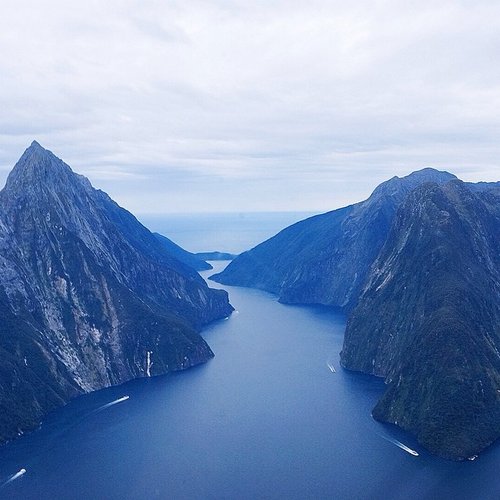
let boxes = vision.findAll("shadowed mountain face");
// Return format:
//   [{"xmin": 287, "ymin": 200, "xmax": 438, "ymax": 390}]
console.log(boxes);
[
  {"xmin": 341, "ymin": 180, "xmax": 500, "ymax": 459},
  {"xmin": 153, "ymin": 232, "xmax": 213, "ymax": 271},
  {"xmin": 0, "ymin": 141, "xmax": 233, "ymax": 444},
  {"xmin": 211, "ymin": 168, "xmax": 500, "ymax": 460},
  {"xmin": 211, "ymin": 168, "xmax": 457, "ymax": 311}
]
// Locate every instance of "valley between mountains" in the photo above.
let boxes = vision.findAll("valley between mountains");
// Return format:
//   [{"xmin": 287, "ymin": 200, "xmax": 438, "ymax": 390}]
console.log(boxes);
[
  {"xmin": 0, "ymin": 142, "xmax": 498, "ymax": 462},
  {"xmin": 213, "ymin": 169, "xmax": 500, "ymax": 460}
]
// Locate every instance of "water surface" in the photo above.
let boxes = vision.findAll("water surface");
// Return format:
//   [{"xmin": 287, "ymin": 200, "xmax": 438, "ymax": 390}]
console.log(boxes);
[{"xmin": 0, "ymin": 221, "xmax": 499, "ymax": 499}]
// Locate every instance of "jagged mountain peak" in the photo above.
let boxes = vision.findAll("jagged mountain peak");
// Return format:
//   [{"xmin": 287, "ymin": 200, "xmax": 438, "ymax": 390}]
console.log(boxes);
[
  {"xmin": 12, "ymin": 140, "xmax": 66, "ymax": 170},
  {"xmin": 2, "ymin": 141, "xmax": 84, "ymax": 196},
  {"xmin": 0, "ymin": 142, "xmax": 201, "ymax": 281}
]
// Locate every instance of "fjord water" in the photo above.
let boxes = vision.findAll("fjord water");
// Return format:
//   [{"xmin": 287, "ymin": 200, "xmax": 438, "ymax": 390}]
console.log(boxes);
[{"xmin": 0, "ymin": 218, "xmax": 499, "ymax": 499}]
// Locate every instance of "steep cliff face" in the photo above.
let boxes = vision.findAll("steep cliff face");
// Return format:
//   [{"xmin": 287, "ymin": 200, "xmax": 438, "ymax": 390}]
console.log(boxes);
[
  {"xmin": 341, "ymin": 181, "xmax": 500, "ymax": 459},
  {"xmin": 212, "ymin": 168, "xmax": 500, "ymax": 459},
  {"xmin": 211, "ymin": 168, "xmax": 456, "ymax": 311},
  {"xmin": 0, "ymin": 141, "xmax": 233, "ymax": 444}
]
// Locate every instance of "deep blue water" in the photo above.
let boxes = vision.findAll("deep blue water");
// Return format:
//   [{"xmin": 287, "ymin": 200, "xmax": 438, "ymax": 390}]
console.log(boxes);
[{"xmin": 0, "ymin": 216, "xmax": 499, "ymax": 499}]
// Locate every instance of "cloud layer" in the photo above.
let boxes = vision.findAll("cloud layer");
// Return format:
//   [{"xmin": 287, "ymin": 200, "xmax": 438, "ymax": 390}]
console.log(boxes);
[{"xmin": 1, "ymin": 0, "xmax": 499, "ymax": 213}]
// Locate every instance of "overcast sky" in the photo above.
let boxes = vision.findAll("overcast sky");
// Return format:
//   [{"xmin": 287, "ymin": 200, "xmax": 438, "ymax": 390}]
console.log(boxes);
[{"xmin": 1, "ymin": 0, "xmax": 499, "ymax": 214}]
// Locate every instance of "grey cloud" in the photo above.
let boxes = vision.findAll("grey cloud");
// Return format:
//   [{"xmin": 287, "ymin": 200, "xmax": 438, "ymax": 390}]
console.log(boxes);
[{"xmin": 0, "ymin": 0, "xmax": 499, "ymax": 213}]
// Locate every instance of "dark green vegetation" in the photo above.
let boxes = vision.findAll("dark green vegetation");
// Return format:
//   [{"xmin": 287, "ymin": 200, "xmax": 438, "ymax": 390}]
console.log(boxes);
[
  {"xmin": 342, "ymin": 180, "xmax": 500, "ymax": 459},
  {"xmin": 0, "ymin": 142, "xmax": 233, "ymax": 444},
  {"xmin": 212, "ymin": 169, "xmax": 500, "ymax": 460}
]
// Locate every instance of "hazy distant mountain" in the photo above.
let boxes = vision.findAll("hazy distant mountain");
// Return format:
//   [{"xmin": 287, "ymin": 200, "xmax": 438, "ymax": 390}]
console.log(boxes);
[
  {"xmin": 211, "ymin": 168, "xmax": 500, "ymax": 460},
  {"xmin": 196, "ymin": 252, "xmax": 238, "ymax": 261},
  {"xmin": 153, "ymin": 232, "xmax": 213, "ymax": 271},
  {"xmin": 0, "ymin": 141, "xmax": 233, "ymax": 444}
]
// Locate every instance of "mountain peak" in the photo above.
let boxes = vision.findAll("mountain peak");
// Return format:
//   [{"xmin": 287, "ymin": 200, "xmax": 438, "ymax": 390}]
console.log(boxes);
[
  {"xmin": 25, "ymin": 140, "xmax": 58, "ymax": 160},
  {"xmin": 369, "ymin": 167, "xmax": 457, "ymax": 201},
  {"xmin": 402, "ymin": 167, "xmax": 457, "ymax": 183},
  {"xmin": 2, "ymin": 141, "xmax": 76, "ymax": 195},
  {"xmin": 23, "ymin": 140, "xmax": 53, "ymax": 161}
]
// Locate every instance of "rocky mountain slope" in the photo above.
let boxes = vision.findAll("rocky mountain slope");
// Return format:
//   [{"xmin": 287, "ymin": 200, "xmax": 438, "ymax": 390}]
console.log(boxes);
[
  {"xmin": 153, "ymin": 232, "xmax": 212, "ymax": 271},
  {"xmin": 0, "ymin": 141, "xmax": 233, "ymax": 444},
  {"xmin": 211, "ymin": 168, "xmax": 456, "ymax": 311},
  {"xmin": 341, "ymin": 180, "xmax": 500, "ymax": 459},
  {"xmin": 211, "ymin": 168, "xmax": 500, "ymax": 459}
]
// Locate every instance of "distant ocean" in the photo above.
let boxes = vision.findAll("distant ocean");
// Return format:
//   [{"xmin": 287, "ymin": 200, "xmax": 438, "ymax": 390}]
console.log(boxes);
[{"xmin": 138, "ymin": 212, "xmax": 316, "ymax": 254}]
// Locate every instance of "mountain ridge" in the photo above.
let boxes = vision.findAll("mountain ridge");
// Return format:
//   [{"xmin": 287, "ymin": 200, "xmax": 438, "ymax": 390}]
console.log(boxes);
[
  {"xmin": 211, "ymin": 167, "xmax": 456, "ymax": 311},
  {"xmin": 210, "ymin": 167, "xmax": 500, "ymax": 459},
  {"xmin": 0, "ymin": 141, "xmax": 233, "ymax": 444},
  {"xmin": 153, "ymin": 232, "xmax": 213, "ymax": 271}
]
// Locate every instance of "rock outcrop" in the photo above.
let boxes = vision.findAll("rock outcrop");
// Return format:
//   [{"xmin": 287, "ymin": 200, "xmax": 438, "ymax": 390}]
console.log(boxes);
[{"xmin": 0, "ymin": 141, "xmax": 233, "ymax": 444}]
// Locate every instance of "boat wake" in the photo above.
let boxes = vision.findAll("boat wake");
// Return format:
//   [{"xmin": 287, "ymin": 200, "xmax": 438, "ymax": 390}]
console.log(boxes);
[
  {"xmin": 379, "ymin": 434, "xmax": 419, "ymax": 456},
  {"xmin": 94, "ymin": 396, "xmax": 129, "ymax": 413},
  {"xmin": 326, "ymin": 362, "xmax": 336, "ymax": 373},
  {"xmin": 1, "ymin": 468, "xmax": 26, "ymax": 488}
]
